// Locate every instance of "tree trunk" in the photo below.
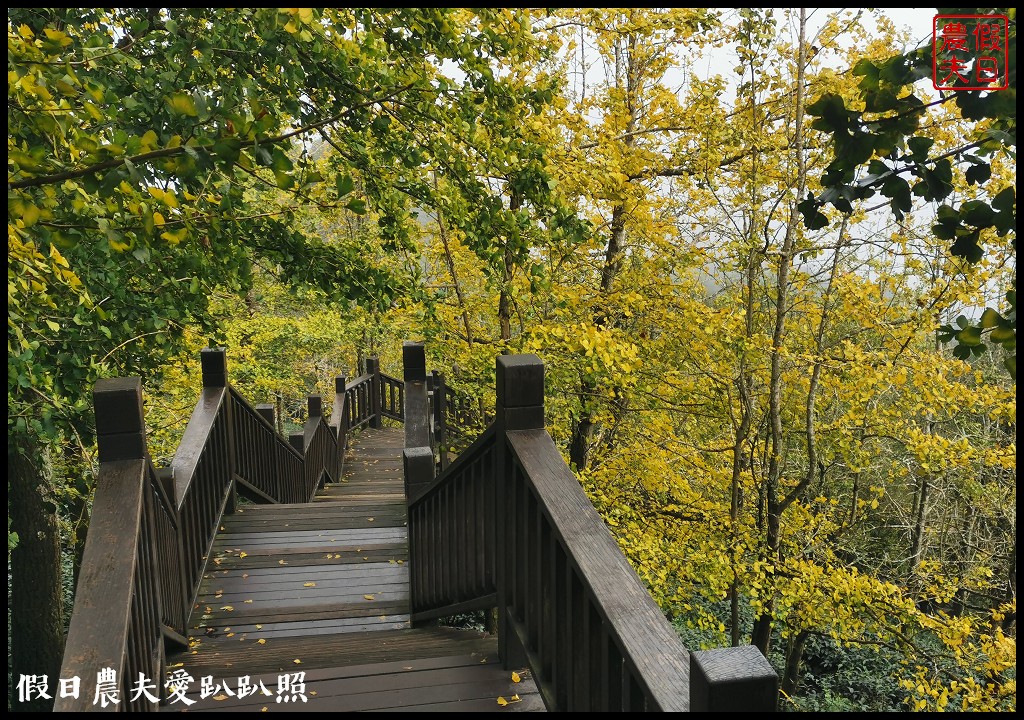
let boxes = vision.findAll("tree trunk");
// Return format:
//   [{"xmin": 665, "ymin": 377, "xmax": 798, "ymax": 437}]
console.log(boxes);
[
  {"xmin": 781, "ymin": 629, "xmax": 810, "ymax": 697},
  {"xmin": 753, "ymin": 7, "xmax": 809, "ymax": 657},
  {"xmin": 9, "ymin": 434, "xmax": 64, "ymax": 712}
]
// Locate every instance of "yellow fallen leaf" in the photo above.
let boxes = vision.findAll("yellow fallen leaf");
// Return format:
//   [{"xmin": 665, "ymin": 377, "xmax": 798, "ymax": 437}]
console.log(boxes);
[
  {"xmin": 261, "ymin": 707, "xmax": 267, "ymax": 712},
  {"xmin": 304, "ymin": 582, "xmax": 316, "ymax": 587},
  {"xmin": 191, "ymin": 650, "xmax": 198, "ymax": 655},
  {"xmin": 363, "ymin": 557, "xmax": 369, "ymax": 561},
  {"xmin": 278, "ymin": 559, "xmax": 287, "ymax": 565},
  {"xmin": 239, "ymin": 551, "xmax": 248, "ymax": 558},
  {"xmin": 256, "ymin": 638, "xmax": 267, "ymax": 644},
  {"xmin": 367, "ymin": 517, "xmax": 375, "ymax": 522},
  {"xmin": 244, "ymin": 599, "xmax": 253, "ymax": 604},
  {"xmin": 309, "ymin": 691, "xmax": 317, "ymax": 696},
  {"xmin": 364, "ymin": 594, "xmax": 375, "ymax": 600},
  {"xmin": 242, "ymin": 573, "xmax": 249, "ymax": 578},
  {"xmin": 511, "ymin": 671, "xmax": 521, "ymax": 683},
  {"xmin": 511, "ymin": 694, "xmax": 521, "ymax": 702},
  {"xmin": 497, "ymin": 697, "xmax": 508, "ymax": 706},
  {"xmin": 213, "ymin": 694, "xmax": 229, "ymax": 701},
  {"xmin": 293, "ymin": 658, "xmax": 302, "ymax": 664},
  {"xmin": 226, "ymin": 632, "xmax": 235, "ymax": 638},
  {"xmin": 169, "ymin": 662, "xmax": 184, "ymax": 669},
  {"xmin": 213, "ymin": 558, "xmax": 222, "ymax": 565},
  {"xmin": 220, "ymin": 605, "xmax": 234, "ymax": 611}
]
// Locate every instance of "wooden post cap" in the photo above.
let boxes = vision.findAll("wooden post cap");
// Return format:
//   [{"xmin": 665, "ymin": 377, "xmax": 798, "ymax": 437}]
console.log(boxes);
[{"xmin": 403, "ymin": 341, "xmax": 427, "ymax": 382}]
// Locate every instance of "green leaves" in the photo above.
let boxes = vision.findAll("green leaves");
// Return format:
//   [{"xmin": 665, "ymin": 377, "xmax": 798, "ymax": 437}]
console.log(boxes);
[
  {"xmin": 166, "ymin": 92, "xmax": 198, "ymax": 117},
  {"xmin": 807, "ymin": 93, "xmax": 855, "ymax": 133}
]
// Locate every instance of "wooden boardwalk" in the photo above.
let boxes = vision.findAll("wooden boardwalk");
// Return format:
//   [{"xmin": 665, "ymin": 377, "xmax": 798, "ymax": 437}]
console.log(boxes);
[{"xmin": 165, "ymin": 427, "xmax": 543, "ymax": 711}]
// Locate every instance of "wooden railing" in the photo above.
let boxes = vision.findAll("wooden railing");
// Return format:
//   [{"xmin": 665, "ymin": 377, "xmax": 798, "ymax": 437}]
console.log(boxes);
[
  {"xmin": 403, "ymin": 346, "xmax": 780, "ymax": 712},
  {"xmin": 427, "ymin": 370, "xmax": 489, "ymax": 469},
  {"xmin": 56, "ymin": 348, "xmax": 386, "ymax": 712}
]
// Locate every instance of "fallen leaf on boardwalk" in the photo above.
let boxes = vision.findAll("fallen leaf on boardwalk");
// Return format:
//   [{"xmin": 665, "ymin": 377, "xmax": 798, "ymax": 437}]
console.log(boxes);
[
  {"xmin": 389, "ymin": 559, "xmax": 396, "ymax": 564},
  {"xmin": 242, "ymin": 573, "xmax": 249, "ymax": 578},
  {"xmin": 226, "ymin": 633, "xmax": 235, "ymax": 638},
  {"xmin": 260, "ymin": 707, "xmax": 267, "ymax": 712},
  {"xmin": 192, "ymin": 650, "xmax": 198, "ymax": 655},
  {"xmin": 205, "ymin": 607, "xmax": 212, "ymax": 613},
  {"xmin": 363, "ymin": 557, "xmax": 369, "ymax": 561},
  {"xmin": 397, "ymin": 560, "xmax": 404, "ymax": 565},
  {"xmin": 293, "ymin": 659, "xmax": 302, "ymax": 664},
  {"xmin": 213, "ymin": 694, "xmax": 229, "ymax": 701},
  {"xmin": 511, "ymin": 671, "xmax": 521, "ymax": 683},
  {"xmin": 324, "ymin": 554, "xmax": 333, "ymax": 560},
  {"xmin": 278, "ymin": 559, "xmax": 287, "ymax": 565},
  {"xmin": 244, "ymin": 599, "xmax": 253, "ymax": 604},
  {"xmin": 220, "ymin": 526, "xmax": 225, "ymax": 531},
  {"xmin": 511, "ymin": 694, "xmax": 521, "ymax": 702},
  {"xmin": 220, "ymin": 605, "xmax": 234, "ymax": 611},
  {"xmin": 239, "ymin": 551, "xmax": 248, "ymax": 558},
  {"xmin": 367, "ymin": 517, "xmax": 374, "ymax": 522},
  {"xmin": 169, "ymin": 663, "xmax": 184, "ymax": 669},
  {"xmin": 497, "ymin": 697, "xmax": 508, "ymax": 706},
  {"xmin": 364, "ymin": 594, "xmax": 375, "ymax": 600},
  {"xmin": 309, "ymin": 691, "xmax": 317, "ymax": 696},
  {"xmin": 303, "ymin": 582, "xmax": 316, "ymax": 587},
  {"xmin": 213, "ymin": 558, "xmax": 222, "ymax": 565},
  {"xmin": 256, "ymin": 638, "xmax": 267, "ymax": 644}
]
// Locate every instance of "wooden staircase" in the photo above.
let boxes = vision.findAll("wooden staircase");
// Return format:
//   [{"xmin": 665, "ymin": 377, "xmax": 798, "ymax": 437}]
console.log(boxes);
[
  {"xmin": 55, "ymin": 347, "xmax": 779, "ymax": 713},
  {"xmin": 166, "ymin": 427, "xmax": 541, "ymax": 711}
]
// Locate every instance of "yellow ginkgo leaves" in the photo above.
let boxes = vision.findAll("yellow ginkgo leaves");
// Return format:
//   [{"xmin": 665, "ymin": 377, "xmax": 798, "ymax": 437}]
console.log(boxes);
[
  {"xmin": 364, "ymin": 594, "xmax": 375, "ymax": 600},
  {"xmin": 303, "ymin": 582, "xmax": 316, "ymax": 587}
]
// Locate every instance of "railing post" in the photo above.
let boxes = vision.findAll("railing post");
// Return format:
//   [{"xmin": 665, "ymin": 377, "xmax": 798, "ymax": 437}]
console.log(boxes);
[
  {"xmin": 366, "ymin": 356, "xmax": 382, "ymax": 428},
  {"xmin": 403, "ymin": 342, "xmax": 430, "ymax": 443},
  {"xmin": 494, "ymin": 354, "xmax": 545, "ymax": 669},
  {"xmin": 255, "ymin": 403, "xmax": 276, "ymax": 428},
  {"xmin": 200, "ymin": 348, "xmax": 236, "ymax": 514},
  {"xmin": 289, "ymin": 432, "xmax": 304, "ymax": 453},
  {"xmin": 94, "ymin": 376, "xmax": 149, "ymax": 462},
  {"xmin": 432, "ymin": 370, "xmax": 448, "ymax": 470},
  {"xmin": 333, "ymin": 376, "xmax": 347, "ymax": 438},
  {"xmin": 690, "ymin": 645, "xmax": 779, "ymax": 712}
]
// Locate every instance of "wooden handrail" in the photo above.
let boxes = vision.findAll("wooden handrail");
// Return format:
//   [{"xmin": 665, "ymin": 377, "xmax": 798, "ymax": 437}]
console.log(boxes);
[
  {"xmin": 58, "ymin": 349, "xmax": 384, "ymax": 712},
  {"xmin": 403, "ymin": 349, "xmax": 780, "ymax": 712},
  {"xmin": 56, "ymin": 379, "xmax": 163, "ymax": 711},
  {"xmin": 407, "ymin": 423, "xmax": 498, "ymax": 621}
]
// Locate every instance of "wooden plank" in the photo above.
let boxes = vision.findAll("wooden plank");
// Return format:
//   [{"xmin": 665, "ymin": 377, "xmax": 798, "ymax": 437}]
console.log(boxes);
[{"xmin": 171, "ymin": 663, "xmax": 540, "ymax": 713}]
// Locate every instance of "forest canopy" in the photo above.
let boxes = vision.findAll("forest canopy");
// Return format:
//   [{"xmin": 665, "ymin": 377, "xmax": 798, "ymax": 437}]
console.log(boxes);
[{"xmin": 8, "ymin": 7, "xmax": 1015, "ymax": 712}]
